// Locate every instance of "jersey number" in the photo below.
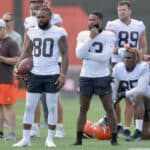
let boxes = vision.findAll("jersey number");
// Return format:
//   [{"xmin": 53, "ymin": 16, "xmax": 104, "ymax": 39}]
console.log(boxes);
[
  {"xmin": 33, "ymin": 38, "xmax": 54, "ymax": 57},
  {"xmin": 88, "ymin": 42, "xmax": 103, "ymax": 53},
  {"xmin": 118, "ymin": 31, "xmax": 139, "ymax": 47},
  {"xmin": 118, "ymin": 80, "xmax": 138, "ymax": 92}
]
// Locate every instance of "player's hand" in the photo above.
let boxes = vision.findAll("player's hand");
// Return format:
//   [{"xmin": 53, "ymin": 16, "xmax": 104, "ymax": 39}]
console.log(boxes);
[
  {"xmin": 124, "ymin": 43, "xmax": 130, "ymax": 48},
  {"xmin": 113, "ymin": 48, "xmax": 118, "ymax": 54},
  {"xmin": 55, "ymin": 74, "xmax": 66, "ymax": 90},
  {"xmin": 14, "ymin": 67, "xmax": 21, "ymax": 80},
  {"xmin": 90, "ymin": 26, "xmax": 99, "ymax": 39}
]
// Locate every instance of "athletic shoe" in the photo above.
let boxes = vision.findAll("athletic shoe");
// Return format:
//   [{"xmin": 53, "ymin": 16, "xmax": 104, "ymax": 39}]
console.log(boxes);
[
  {"xmin": 12, "ymin": 139, "xmax": 31, "ymax": 147},
  {"xmin": 132, "ymin": 129, "xmax": 141, "ymax": 141},
  {"xmin": 45, "ymin": 138, "xmax": 56, "ymax": 147},
  {"xmin": 123, "ymin": 129, "xmax": 131, "ymax": 141},
  {"xmin": 111, "ymin": 141, "xmax": 119, "ymax": 146},
  {"xmin": 0, "ymin": 132, "xmax": 4, "ymax": 140},
  {"xmin": 3, "ymin": 120, "xmax": 8, "ymax": 128},
  {"xmin": 130, "ymin": 129, "xmax": 142, "ymax": 141},
  {"xmin": 30, "ymin": 125, "xmax": 39, "ymax": 138},
  {"xmin": 55, "ymin": 126, "xmax": 65, "ymax": 138},
  {"xmin": 117, "ymin": 125, "xmax": 123, "ymax": 136},
  {"xmin": 5, "ymin": 132, "xmax": 16, "ymax": 141},
  {"xmin": 73, "ymin": 141, "xmax": 82, "ymax": 146}
]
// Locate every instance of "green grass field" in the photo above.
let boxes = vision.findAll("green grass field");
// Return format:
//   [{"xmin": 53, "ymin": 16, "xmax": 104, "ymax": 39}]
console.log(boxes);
[{"xmin": 1, "ymin": 96, "xmax": 150, "ymax": 150}]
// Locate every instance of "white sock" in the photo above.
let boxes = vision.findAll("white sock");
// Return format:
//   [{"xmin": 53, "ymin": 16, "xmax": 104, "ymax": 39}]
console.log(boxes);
[
  {"xmin": 117, "ymin": 123, "xmax": 122, "ymax": 126},
  {"xmin": 135, "ymin": 119, "xmax": 143, "ymax": 131},
  {"xmin": 124, "ymin": 127, "xmax": 130, "ymax": 130},
  {"xmin": 23, "ymin": 129, "xmax": 30, "ymax": 142},
  {"xmin": 57, "ymin": 123, "xmax": 63, "ymax": 128},
  {"xmin": 48, "ymin": 129, "xmax": 55, "ymax": 141},
  {"xmin": 32, "ymin": 123, "xmax": 39, "ymax": 128}
]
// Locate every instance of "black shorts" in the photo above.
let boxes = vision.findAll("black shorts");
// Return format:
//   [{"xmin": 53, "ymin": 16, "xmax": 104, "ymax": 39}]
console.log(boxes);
[
  {"xmin": 79, "ymin": 76, "xmax": 112, "ymax": 96},
  {"xmin": 27, "ymin": 73, "xmax": 59, "ymax": 93}
]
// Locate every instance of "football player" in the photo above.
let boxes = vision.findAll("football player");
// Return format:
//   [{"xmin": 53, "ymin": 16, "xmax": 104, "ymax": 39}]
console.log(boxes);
[
  {"xmin": 112, "ymin": 47, "xmax": 149, "ymax": 140},
  {"xmin": 105, "ymin": 0, "xmax": 148, "ymax": 138},
  {"xmin": 13, "ymin": 7, "xmax": 68, "ymax": 147},
  {"xmin": 74, "ymin": 11, "xmax": 118, "ymax": 146},
  {"xmin": 24, "ymin": 0, "xmax": 65, "ymax": 139},
  {"xmin": 114, "ymin": 55, "xmax": 150, "ymax": 141}
]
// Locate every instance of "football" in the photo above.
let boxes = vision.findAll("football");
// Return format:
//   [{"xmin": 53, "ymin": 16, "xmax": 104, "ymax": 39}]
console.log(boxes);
[{"xmin": 18, "ymin": 57, "xmax": 33, "ymax": 75}]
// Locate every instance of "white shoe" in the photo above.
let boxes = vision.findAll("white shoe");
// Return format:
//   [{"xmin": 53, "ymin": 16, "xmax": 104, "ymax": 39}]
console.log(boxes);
[
  {"xmin": 12, "ymin": 139, "xmax": 31, "ymax": 147},
  {"xmin": 55, "ymin": 126, "xmax": 65, "ymax": 138},
  {"xmin": 3, "ymin": 120, "xmax": 8, "ymax": 128},
  {"xmin": 45, "ymin": 138, "xmax": 56, "ymax": 147},
  {"xmin": 30, "ymin": 125, "xmax": 39, "ymax": 137}
]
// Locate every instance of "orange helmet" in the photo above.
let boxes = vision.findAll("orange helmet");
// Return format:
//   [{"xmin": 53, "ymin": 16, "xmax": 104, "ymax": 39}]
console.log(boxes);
[
  {"xmin": 94, "ymin": 125, "xmax": 111, "ymax": 140},
  {"xmin": 83, "ymin": 120, "xmax": 95, "ymax": 137}
]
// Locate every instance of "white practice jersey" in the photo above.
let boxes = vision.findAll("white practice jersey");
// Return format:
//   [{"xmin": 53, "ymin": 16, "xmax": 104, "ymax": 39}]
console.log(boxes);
[
  {"xmin": 105, "ymin": 19, "xmax": 145, "ymax": 63},
  {"xmin": 24, "ymin": 13, "xmax": 62, "ymax": 30},
  {"xmin": 27, "ymin": 25, "xmax": 67, "ymax": 75},
  {"xmin": 76, "ymin": 30, "xmax": 116, "ymax": 77},
  {"xmin": 112, "ymin": 61, "xmax": 149, "ymax": 100}
]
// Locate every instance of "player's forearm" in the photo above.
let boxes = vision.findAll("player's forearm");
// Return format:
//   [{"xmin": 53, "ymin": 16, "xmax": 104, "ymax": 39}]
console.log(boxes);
[
  {"xmin": 139, "ymin": 31, "xmax": 148, "ymax": 56},
  {"xmin": 126, "ymin": 73, "xmax": 149, "ymax": 97},
  {"xmin": 61, "ymin": 52, "xmax": 69, "ymax": 76},
  {"xmin": 75, "ymin": 40, "xmax": 92, "ymax": 59},
  {"xmin": 86, "ymin": 46, "xmax": 113, "ymax": 62},
  {"xmin": 0, "ymin": 56, "xmax": 18, "ymax": 65}
]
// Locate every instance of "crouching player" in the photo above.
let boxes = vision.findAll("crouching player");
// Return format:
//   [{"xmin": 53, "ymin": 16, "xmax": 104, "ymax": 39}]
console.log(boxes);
[{"xmin": 114, "ymin": 66, "xmax": 150, "ymax": 141}]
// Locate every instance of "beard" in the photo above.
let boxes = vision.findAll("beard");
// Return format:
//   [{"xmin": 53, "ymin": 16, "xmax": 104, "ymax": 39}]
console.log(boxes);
[
  {"xmin": 38, "ymin": 21, "xmax": 49, "ymax": 30},
  {"xmin": 88, "ymin": 23, "xmax": 100, "ymax": 30}
]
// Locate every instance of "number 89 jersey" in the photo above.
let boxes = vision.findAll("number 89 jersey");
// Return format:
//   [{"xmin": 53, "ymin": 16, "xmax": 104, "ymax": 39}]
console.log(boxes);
[
  {"xmin": 105, "ymin": 19, "xmax": 145, "ymax": 63},
  {"xmin": 27, "ymin": 25, "xmax": 67, "ymax": 75}
]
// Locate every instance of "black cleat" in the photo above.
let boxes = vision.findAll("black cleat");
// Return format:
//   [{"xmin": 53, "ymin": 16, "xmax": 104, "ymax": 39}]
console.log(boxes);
[
  {"xmin": 127, "ymin": 129, "xmax": 142, "ymax": 142},
  {"xmin": 123, "ymin": 129, "xmax": 131, "ymax": 141},
  {"xmin": 0, "ymin": 132, "xmax": 4, "ymax": 140},
  {"xmin": 73, "ymin": 141, "xmax": 82, "ymax": 146},
  {"xmin": 111, "ymin": 133, "xmax": 119, "ymax": 146},
  {"xmin": 117, "ymin": 125, "xmax": 124, "ymax": 136},
  {"xmin": 111, "ymin": 141, "xmax": 119, "ymax": 146},
  {"xmin": 132, "ymin": 129, "xmax": 141, "ymax": 141}
]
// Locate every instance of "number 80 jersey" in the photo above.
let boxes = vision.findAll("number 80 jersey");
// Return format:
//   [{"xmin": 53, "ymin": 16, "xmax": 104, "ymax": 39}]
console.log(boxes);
[{"xmin": 27, "ymin": 25, "xmax": 67, "ymax": 75}]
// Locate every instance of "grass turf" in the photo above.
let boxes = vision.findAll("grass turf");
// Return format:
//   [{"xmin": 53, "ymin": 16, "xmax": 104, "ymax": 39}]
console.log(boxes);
[{"xmin": 1, "ymin": 96, "xmax": 150, "ymax": 150}]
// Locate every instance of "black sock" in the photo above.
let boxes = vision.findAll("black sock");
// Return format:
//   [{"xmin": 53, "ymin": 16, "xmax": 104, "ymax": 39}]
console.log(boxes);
[
  {"xmin": 74, "ymin": 131, "xmax": 83, "ymax": 145},
  {"xmin": 111, "ymin": 133, "xmax": 118, "ymax": 145}
]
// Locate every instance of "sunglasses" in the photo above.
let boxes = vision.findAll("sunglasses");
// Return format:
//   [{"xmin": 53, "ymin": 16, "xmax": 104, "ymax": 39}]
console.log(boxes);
[{"xmin": 4, "ymin": 19, "xmax": 12, "ymax": 23}]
